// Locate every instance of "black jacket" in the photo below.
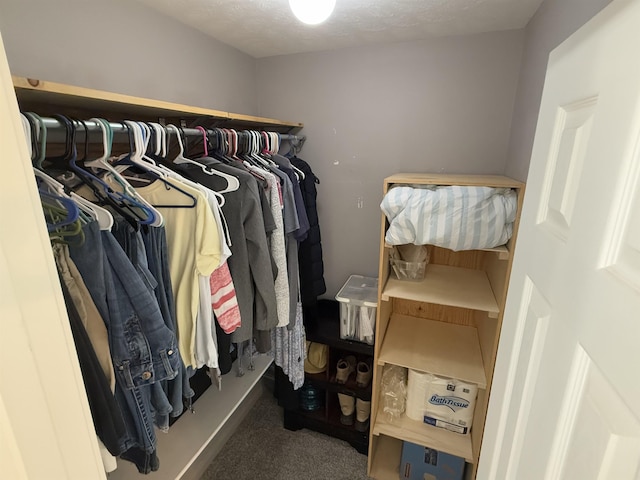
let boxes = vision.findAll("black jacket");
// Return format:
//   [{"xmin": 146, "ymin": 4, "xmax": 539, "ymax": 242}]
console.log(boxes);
[{"xmin": 291, "ymin": 156, "xmax": 326, "ymax": 306}]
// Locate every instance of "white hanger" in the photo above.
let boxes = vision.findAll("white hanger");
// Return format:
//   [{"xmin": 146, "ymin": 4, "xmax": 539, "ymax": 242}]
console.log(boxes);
[
  {"xmin": 167, "ymin": 124, "xmax": 240, "ymax": 194},
  {"xmin": 87, "ymin": 118, "xmax": 164, "ymax": 227},
  {"xmin": 21, "ymin": 114, "xmax": 113, "ymax": 230},
  {"xmin": 122, "ymin": 120, "xmax": 167, "ymax": 178},
  {"xmin": 20, "ymin": 114, "xmax": 33, "ymax": 159},
  {"xmin": 33, "ymin": 168, "xmax": 114, "ymax": 231}
]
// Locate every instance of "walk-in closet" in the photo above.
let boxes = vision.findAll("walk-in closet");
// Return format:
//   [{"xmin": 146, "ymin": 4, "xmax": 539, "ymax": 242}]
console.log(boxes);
[{"xmin": 2, "ymin": 1, "xmax": 637, "ymax": 480}]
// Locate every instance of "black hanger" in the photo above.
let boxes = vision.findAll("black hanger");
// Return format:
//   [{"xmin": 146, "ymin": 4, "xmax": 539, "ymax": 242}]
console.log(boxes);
[{"xmin": 52, "ymin": 114, "xmax": 148, "ymax": 229}]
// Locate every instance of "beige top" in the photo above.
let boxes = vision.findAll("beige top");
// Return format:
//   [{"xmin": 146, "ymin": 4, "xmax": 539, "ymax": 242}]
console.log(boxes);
[{"xmin": 135, "ymin": 178, "xmax": 222, "ymax": 368}]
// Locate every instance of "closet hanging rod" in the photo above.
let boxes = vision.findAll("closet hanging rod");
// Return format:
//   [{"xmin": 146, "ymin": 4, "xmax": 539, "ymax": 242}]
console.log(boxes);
[{"xmin": 33, "ymin": 117, "xmax": 305, "ymax": 144}]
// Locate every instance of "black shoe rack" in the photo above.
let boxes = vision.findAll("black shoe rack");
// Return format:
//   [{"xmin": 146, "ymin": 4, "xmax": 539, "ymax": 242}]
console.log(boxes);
[{"xmin": 274, "ymin": 299, "xmax": 374, "ymax": 455}]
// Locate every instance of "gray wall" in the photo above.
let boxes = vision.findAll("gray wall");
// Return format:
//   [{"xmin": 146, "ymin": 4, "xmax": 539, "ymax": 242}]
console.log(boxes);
[
  {"xmin": 256, "ymin": 31, "xmax": 524, "ymax": 296},
  {"xmin": 0, "ymin": 0, "xmax": 258, "ymax": 115},
  {"xmin": 1, "ymin": 0, "xmax": 612, "ymax": 297},
  {"xmin": 504, "ymin": 0, "xmax": 613, "ymax": 181}
]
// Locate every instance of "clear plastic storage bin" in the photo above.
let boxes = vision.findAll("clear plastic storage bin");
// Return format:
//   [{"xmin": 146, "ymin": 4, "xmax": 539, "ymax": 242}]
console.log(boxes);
[
  {"xmin": 389, "ymin": 244, "xmax": 429, "ymax": 281},
  {"xmin": 335, "ymin": 275, "xmax": 378, "ymax": 345}
]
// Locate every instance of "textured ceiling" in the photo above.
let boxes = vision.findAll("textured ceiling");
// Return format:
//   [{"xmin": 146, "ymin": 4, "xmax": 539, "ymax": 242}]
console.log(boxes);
[{"xmin": 138, "ymin": 0, "xmax": 544, "ymax": 58}]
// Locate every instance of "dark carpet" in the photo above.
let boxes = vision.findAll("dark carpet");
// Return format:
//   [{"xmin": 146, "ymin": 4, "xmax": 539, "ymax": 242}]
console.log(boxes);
[{"xmin": 200, "ymin": 388, "xmax": 371, "ymax": 480}]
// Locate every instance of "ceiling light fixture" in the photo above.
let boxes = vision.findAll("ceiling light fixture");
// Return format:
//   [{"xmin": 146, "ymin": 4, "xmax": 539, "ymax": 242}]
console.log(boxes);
[{"xmin": 289, "ymin": 0, "xmax": 336, "ymax": 25}]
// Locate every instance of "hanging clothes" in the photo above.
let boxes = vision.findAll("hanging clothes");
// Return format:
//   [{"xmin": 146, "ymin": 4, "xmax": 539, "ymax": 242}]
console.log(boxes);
[
  {"xmin": 67, "ymin": 219, "xmax": 181, "ymax": 472},
  {"xmin": 247, "ymin": 163, "xmax": 289, "ymax": 328},
  {"xmin": 27, "ymin": 110, "xmax": 323, "ymax": 478},
  {"xmin": 175, "ymin": 158, "xmax": 279, "ymax": 344},
  {"xmin": 58, "ymin": 275, "xmax": 127, "ymax": 457},
  {"xmin": 290, "ymin": 155, "xmax": 326, "ymax": 306},
  {"xmin": 134, "ymin": 178, "xmax": 223, "ymax": 369}
]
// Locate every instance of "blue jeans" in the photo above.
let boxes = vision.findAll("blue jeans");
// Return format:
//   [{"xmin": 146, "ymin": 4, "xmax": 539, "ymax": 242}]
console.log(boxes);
[
  {"xmin": 141, "ymin": 226, "xmax": 194, "ymax": 427},
  {"xmin": 101, "ymin": 230, "xmax": 180, "ymax": 388},
  {"xmin": 113, "ymin": 221, "xmax": 193, "ymax": 429},
  {"xmin": 71, "ymin": 222, "xmax": 182, "ymax": 454}
]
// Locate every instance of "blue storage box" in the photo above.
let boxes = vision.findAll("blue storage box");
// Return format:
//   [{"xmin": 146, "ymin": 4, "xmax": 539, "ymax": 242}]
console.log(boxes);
[{"xmin": 400, "ymin": 441, "xmax": 465, "ymax": 480}]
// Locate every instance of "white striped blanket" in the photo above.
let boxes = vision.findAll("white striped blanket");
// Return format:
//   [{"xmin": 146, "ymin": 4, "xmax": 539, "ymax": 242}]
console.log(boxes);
[{"xmin": 380, "ymin": 185, "xmax": 517, "ymax": 251}]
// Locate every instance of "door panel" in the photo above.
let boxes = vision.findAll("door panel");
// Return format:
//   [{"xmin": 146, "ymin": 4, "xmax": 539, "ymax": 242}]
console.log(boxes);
[
  {"xmin": 479, "ymin": 1, "xmax": 640, "ymax": 479},
  {"xmin": 0, "ymin": 32, "xmax": 106, "ymax": 479}
]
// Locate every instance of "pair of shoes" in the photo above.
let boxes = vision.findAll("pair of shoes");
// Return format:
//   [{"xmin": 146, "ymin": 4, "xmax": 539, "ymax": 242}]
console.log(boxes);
[
  {"xmin": 336, "ymin": 355, "xmax": 356, "ymax": 384},
  {"xmin": 336, "ymin": 356, "xmax": 373, "ymax": 388},
  {"xmin": 356, "ymin": 362, "xmax": 372, "ymax": 388},
  {"xmin": 337, "ymin": 393, "xmax": 371, "ymax": 430},
  {"xmin": 354, "ymin": 397, "xmax": 371, "ymax": 432}
]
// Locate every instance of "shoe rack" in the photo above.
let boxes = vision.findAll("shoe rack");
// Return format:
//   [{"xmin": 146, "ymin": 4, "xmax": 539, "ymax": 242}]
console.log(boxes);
[
  {"xmin": 277, "ymin": 299, "xmax": 374, "ymax": 454},
  {"xmin": 367, "ymin": 174, "xmax": 525, "ymax": 480}
]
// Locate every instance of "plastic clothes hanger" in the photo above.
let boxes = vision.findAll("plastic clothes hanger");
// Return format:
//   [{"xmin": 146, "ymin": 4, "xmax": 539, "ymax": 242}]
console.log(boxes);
[
  {"xmin": 196, "ymin": 126, "xmax": 209, "ymax": 157},
  {"xmin": 39, "ymin": 188, "xmax": 81, "ymax": 232},
  {"xmin": 252, "ymin": 131, "xmax": 278, "ymax": 169},
  {"xmin": 40, "ymin": 193, "xmax": 84, "ymax": 246},
  {"xmin": 211, "ymin": 128, "xmax": 232, "ymax": 164},
  {"xmin": 51, "ymin": 115, "xmax": 154, "ymax": 227},
  {"xmin": 21, "ymin": 113, "xmax": 113, "ymax": 230},
  {"xmin": 79, "ymin": 117, "xmax": 161, "ymax": 226},
  {"xmin": 167, "ymin": 124, "xmax": 240, "ymax": 193},
  {"xmin": 117, "ymin": 120, "xmax": 167, "ymax": 178},
  {"xmin": 193, "ymin": 126, "xmax": 240, "ymax": 193},
  {"xmin": 34, "ymin": 168, "xmax": 114, "ymax": 231},
  {"xmin": 147, "ymin": 126, "xmax": 226, "ymax": 210},
  {"xmin": 116, "ymin": 122, "xmax": 197, "ymax": 210},
  {"xmin": 23, "ymin": 112, "xmax": 47, "ymax": 169},
  {"xmin": 94, "ymin": 118, "xmax": 166, "ymax": 225},
  {"xmin": 20, "ymin": 113, "xmax": 34, "ymax": 159}
]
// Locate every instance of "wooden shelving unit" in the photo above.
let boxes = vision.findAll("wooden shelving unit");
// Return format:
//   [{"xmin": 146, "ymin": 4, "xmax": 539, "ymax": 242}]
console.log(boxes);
[{"xmin": 368, "ymin": 173, "xmax": 525, "ymax": 480}]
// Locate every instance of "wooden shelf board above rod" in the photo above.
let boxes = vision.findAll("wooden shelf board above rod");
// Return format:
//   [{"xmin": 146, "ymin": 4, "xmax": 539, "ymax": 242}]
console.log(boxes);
[{"xmin": 12, "ymin": 76, "xmax": 304, "ymax": 129}]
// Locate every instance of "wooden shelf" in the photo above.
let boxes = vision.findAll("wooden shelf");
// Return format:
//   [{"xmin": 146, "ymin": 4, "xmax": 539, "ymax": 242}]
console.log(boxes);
[
  {"xmin": 109, "ymin": 354, "xmax": 273, "ymax": 480},
  {"xmin": 373, "ymin": 407, "xmax": 474, "ymax": 463},
  {"xmin": 479, "ymin": 244, "xmax": 509, "ymax": 260},
  {"xmin": 12, "ymin": 76, "xmax": 303, "ymax": 129},
  {"xmin": 384, "ymin": 173, "xmax": 524, "ymax": 190},
  {"xmin": 385, "ymin": 242, "xmax": 509, "ymax": 260},
  {"xmin": 370, "ymin": 435, "xmax": 402, "ymax": 480},
  {"xmin": 381, "ymin": 264, "xmax": 499, "ymax": 318},
  {"xmin": 378, "ymin": 313, "xmax": 486, "ymax": 388}
]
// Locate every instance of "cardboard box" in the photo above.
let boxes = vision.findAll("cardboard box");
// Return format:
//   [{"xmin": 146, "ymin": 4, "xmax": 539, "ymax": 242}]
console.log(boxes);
[{"xmin": 400, "ymin": 441, "xmax": 465, "ymax": 480}]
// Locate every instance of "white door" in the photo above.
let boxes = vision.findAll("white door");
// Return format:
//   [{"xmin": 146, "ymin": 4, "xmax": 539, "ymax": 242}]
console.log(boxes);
[
  {"xmin": 478, "ymin": 1, "xmax": 640, "ymax": 479},
  {"xmin": 0, "ymin": 32, "xmax": 106, "ymax": 479}
]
